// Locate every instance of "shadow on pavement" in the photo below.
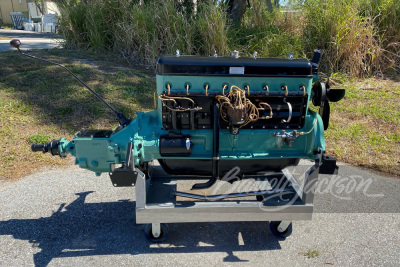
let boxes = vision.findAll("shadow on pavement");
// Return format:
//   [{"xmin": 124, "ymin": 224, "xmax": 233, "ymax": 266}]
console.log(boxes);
[
  {"xmin": 0, "ymin": 191, "xmax": 282, "ymax": 267},
  {"xmin": 0, "ymin": 29, "xmax": 60, "ymax": 39}
]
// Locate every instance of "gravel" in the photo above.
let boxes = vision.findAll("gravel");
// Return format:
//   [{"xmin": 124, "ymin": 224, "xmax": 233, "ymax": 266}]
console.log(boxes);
[{"xmin": 0, "ymin": 163, "xmax": 399, "ymax": 266}]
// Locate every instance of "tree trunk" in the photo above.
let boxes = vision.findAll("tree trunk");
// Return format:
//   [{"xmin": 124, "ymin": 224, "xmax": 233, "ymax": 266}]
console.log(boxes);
[
  {"xmin": 265, "ymin": 0, "xmax": 273, "ymax": 13},
  {"xmin": 226, "ymin": 0, "xmax": 247, "ymax": 26},
  {"xmin": 41, "ymin": 0, "xmax": 45, "ymax": 15}
]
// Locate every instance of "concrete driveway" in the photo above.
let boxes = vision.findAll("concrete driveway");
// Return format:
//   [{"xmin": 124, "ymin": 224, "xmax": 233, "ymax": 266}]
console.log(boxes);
[
  {"xmin": 0, "ymin": 162, "xmax": 399, "ymax": 266},
  {"xmin": 0, "ymin": 29, "xmax": 62, "ymax": 51}
]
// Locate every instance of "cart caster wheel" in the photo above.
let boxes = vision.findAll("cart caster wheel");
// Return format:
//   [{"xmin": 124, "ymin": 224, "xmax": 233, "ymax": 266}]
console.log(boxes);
[
  {"xmin": 256, "ymin": 195, "xmax": 264, "ymax": 201},
  {"xmin": 269, "ymin": 221, "xmax": 292, "ymax": 238},
  {"xmin": 144, "ymin": 223, "xmax": 168, "ymax": 243}
]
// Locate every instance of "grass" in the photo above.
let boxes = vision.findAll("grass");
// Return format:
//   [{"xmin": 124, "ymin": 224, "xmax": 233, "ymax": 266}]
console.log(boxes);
[
  {"xmin": 0, "ymin": 36, "xmax": 11, "ymax": 40},
  {"xmin": 0, "ymin": 49, "xmax": 155, "ymax": 180},
  {"xmin": 27, "ymin": 134, "xmax": 49, "ymax": 144},
  {"xmin": 0, "ymin": 48, "xmax": 399, "ymax": 180},
  {"xmin": 325, "ymin": 77, "xmax": 400, "ymax": 176}
]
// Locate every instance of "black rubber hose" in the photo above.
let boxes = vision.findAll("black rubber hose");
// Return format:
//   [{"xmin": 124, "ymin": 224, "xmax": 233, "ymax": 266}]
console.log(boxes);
[
  {"xmin": 191, "ymin": 103, "xmax": 219, "ymax": 190},
  {"xmin": 11, "ymin": 41, "xmax": 130, "ymax": 126}
]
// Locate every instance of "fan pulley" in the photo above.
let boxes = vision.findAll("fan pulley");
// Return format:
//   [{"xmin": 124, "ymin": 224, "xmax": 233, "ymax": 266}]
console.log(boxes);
[{"xmin": 311, "ymin": 81, "xmax": 345, "ymax": 130}]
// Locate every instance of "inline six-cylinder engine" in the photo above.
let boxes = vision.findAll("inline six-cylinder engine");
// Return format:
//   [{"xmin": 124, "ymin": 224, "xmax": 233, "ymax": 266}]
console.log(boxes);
[
  {"xmin": 32, "ymin": 51, "xmax": 343, "ymax": 189},
  {"xmin": 11, "ymin": 36, "xmax": 345, "ymax": 240}
]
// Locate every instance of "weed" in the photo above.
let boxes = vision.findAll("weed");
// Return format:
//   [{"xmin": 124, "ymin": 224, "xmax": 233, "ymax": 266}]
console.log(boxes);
[
  {"xmin": 388, "ymin": 133, "xmax": 400, "ymax": 143},
  {"xmin": 299, "ymin": 249, "xmax": 320, "ymax": 258},
  {"xmin": 28, "ymin": 134, "xmax": 49, "ymax": 144},
  {"xmin": 56, "ymin": 0, "xmax": 400, "ymax": 76},
  {"xmin": 56, "ymin": 106, "xmax": 74, "ymax": 115}
]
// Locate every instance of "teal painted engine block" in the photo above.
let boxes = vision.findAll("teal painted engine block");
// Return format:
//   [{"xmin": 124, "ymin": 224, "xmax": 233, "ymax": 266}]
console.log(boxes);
[
  {"xmin": 10, "ymin": 36, "xmax": 347, "ymax": 240},
  {"xmin": 33, "ymin": 52, "xmax": 344, "ymax": 184}
]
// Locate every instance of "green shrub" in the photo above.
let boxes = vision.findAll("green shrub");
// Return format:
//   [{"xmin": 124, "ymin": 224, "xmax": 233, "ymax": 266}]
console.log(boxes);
[{"xmin": 56, "ymin": 0, "xmax": 400, "ymax": 76}]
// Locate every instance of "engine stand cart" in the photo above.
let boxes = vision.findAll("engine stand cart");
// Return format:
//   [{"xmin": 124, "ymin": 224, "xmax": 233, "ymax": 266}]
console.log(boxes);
[{"xmin": 134, "ymin": 152, "xmax": 323, "ymax": 242}]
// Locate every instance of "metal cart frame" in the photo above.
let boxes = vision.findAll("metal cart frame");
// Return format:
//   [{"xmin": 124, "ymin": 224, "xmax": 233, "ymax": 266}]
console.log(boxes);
[{"xmin": 134, "ymin": 152, "xmax": 322, "ymax": 240}]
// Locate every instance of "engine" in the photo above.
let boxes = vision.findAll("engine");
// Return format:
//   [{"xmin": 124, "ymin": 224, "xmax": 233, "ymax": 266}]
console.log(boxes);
[
  {"xmin": 27, "ymin": 51, "xmax": 343, "ymax": 190},
  {"xmin": 12, "ymin": 36, "xmax": 345, "ymax": 240}
]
